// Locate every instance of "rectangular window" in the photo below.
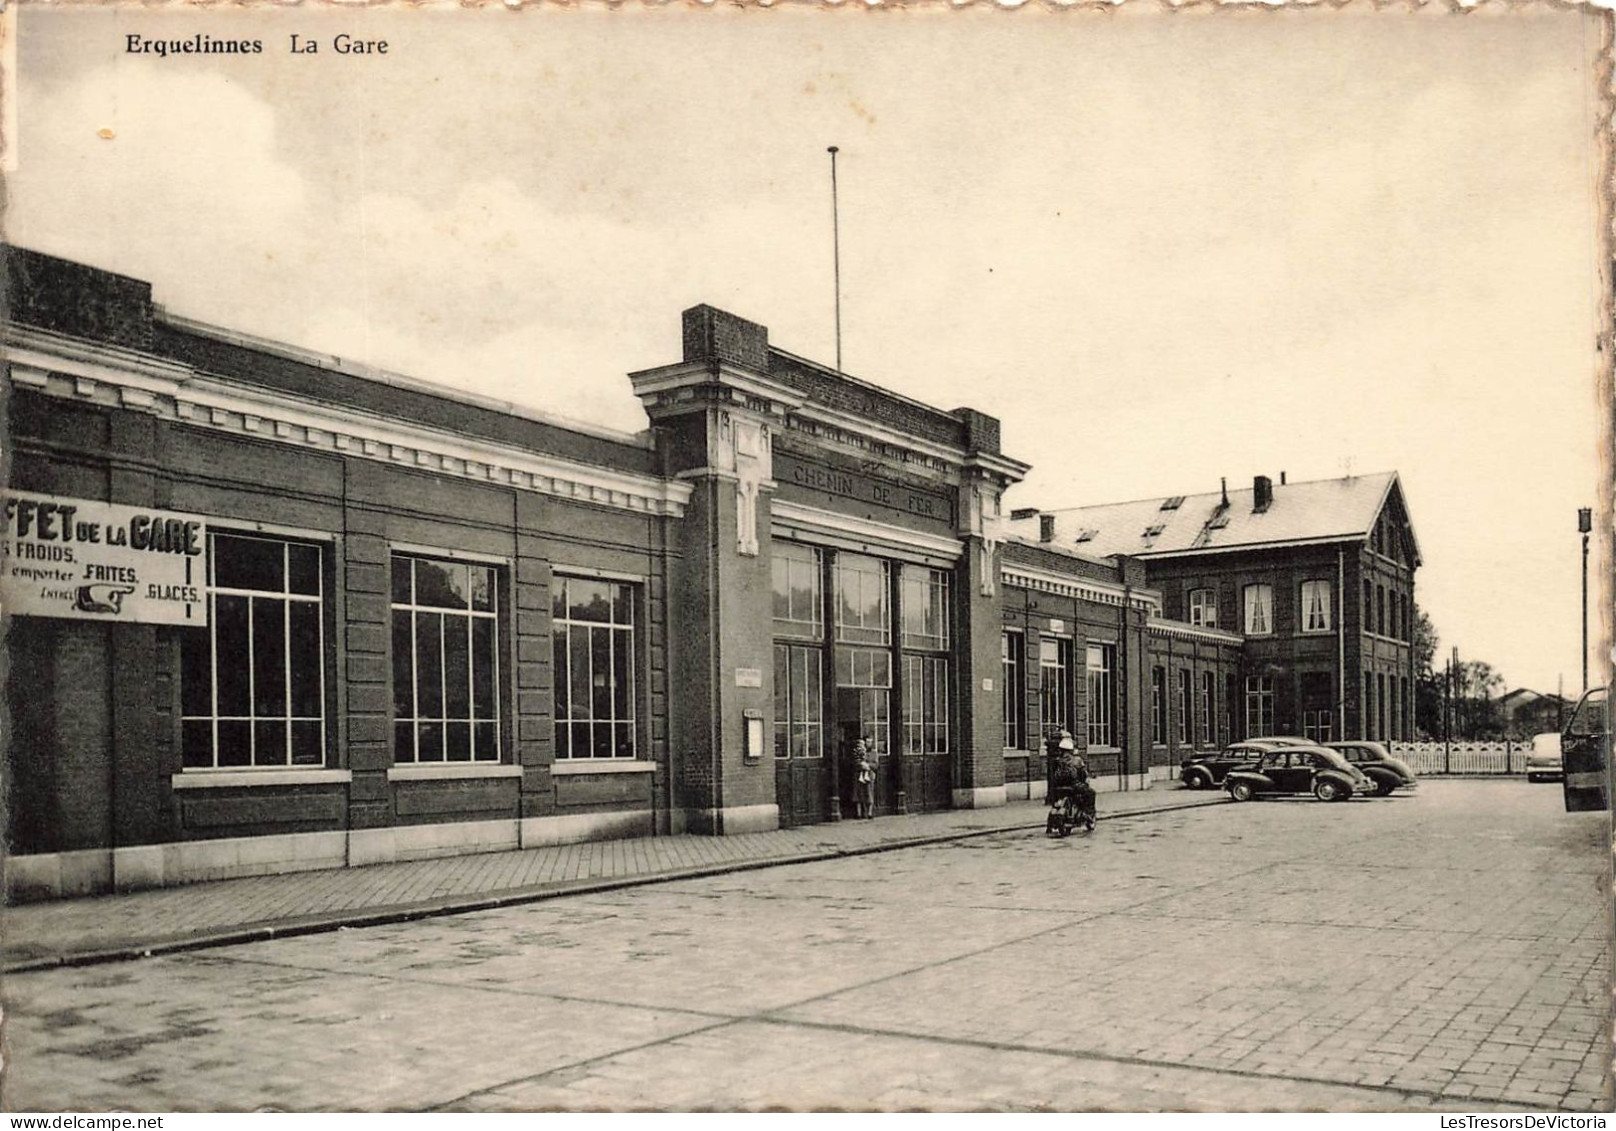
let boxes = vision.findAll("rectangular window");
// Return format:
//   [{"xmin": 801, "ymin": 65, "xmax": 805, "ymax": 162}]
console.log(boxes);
[
  {"xmin": 1176, "ymin": 669, "xmax": 1190, "ymax": 745},
  {"xmin": 552, "ymin": 575, "xmax": 637, "ymax": 760},
  {"xmin": 392, "ymin": 554, "xmax": 502, "ymax": 763},
  {"xmin": 1002, "ymin": 632, "xmax": 1025, "ymax": 750},
  {"xmin": 1151, "ymin": 666, "xmax": 1166, "ymax": 746},
  {"xmin": 1038, "ymin": 636, "xmax": 1071, "ymax": 737},
  {"xmin": 1376, "ymin": 585, "xmax": 1387, "ymax": 636},
  {"xmin": 836, "ymin": 644, "xmax": 892, "ymax": 758},
  {"xmin": 1301, "ymin": 579, "xmax": 1332, "ymax": 634},
  {"xmin": 900, "ymin": 565, "xmax": 950, "ymax": 650},
  {"xmin": 772, "ymin": 541, "xmax": 823, "ymax": 639},
  {"xmin": 773, "ymin": 643, "xmax": 823, "ymax": 759},
  {"xmin": 902, "ymin": 655, "xmax": 950, "ymax": 754},
  {"xmin": 834, "ymin": 553, "xmax": 891, "ymax": 645},
  {"xmin": 1303, "ymin": 709, "xmax": 1333, "ymax": 743},
  {"xmin": 1243, "ymin": 584, "xmax": 1273, "ymax": 636},
  {"xmin": 1245, "ymin": 675, "xmax": 1275, "ymax": 738},
  {"xmin": 1199, "ymin": 670, "xmax": 1214, "ymax": 746},
  {"xmin": 181, "ymin": 532, "xmax": 326, "ymax": 770},
  {"xmin": 1188, "ymin": 588, "xmax": 1217, "ymax": 629},
  {"xmin": 1086, "ymin": 642, "xmax": 1116, "ymax": 749}
]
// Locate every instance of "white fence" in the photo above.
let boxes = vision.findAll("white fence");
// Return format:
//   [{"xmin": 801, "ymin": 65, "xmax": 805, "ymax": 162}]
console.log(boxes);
[{"xmin": 1390, "ymin": 741, "xmax": 1525, "ymax": 776}]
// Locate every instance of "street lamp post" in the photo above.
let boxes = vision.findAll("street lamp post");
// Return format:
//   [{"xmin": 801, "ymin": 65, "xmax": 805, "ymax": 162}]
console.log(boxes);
[{"xmin": 1579, "ymin": 507, "xmax": 1592, "ymax": 693}]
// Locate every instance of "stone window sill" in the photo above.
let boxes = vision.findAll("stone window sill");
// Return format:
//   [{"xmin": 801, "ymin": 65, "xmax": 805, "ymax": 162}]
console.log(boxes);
[
  {"xmin": 172, "ymin": 769, "xmax": 353, "ymax": 790},
  {"xmin": 551, "ymin": 760, "xmax": 657, "ymax": 775},
  {"xmin": 387, "ymin": 764, "xmax": 523, "ymax": 781}
]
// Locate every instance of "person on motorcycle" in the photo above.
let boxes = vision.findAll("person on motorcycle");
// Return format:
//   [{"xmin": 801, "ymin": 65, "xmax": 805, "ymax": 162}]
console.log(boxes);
[{"xmin": 1048, "ymin": 730, "xmax": 1095, "ymax": 822}]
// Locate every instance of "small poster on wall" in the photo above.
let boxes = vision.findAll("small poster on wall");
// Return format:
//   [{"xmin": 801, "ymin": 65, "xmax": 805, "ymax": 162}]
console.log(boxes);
[{"xmin": 1, "ymin": 491, "xmax": 209, "ymax": 625}]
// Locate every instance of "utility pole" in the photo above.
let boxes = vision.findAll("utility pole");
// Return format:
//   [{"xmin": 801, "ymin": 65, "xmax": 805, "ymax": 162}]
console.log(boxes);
[
  {"xmin": 827, "ymin": 146, "xmax": 842, "ymax": 374},
  {"xmin": 1579, "ymin": 507, "xmax": 1592, "ymax": 692}
]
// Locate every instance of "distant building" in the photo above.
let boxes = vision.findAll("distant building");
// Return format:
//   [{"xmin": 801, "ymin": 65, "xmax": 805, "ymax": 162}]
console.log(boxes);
[
  {"xmin": 1498, "ymin": 688, "xmax": 1568, "ymax": 738},
  {"xmin": 1007, "ymin": 472, "xmax": 1420, "ymax": 746}
]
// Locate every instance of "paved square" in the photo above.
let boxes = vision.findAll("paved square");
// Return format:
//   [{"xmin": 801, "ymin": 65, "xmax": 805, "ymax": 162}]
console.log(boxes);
[{"xmin": 4, "ymin": 781, "xmax": 1608, "ymax": 1111}]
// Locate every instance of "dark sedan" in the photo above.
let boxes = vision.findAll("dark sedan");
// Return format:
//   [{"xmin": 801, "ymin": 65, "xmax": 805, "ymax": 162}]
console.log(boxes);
[
  {"xmin": 1224, "ymin": 745, "xmax": 1372, "ymax": 802},
  {"xmin": 1326, "ymin": 741, "xmax": 1418, "ymax": 796},
  {"xmin": 1180, "ymin": 736, "xmax": 1317, "ymax": 789}
]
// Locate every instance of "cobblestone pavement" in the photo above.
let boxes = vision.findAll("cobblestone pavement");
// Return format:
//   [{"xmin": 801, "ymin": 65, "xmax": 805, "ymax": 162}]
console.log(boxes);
[
  {"xmin": 4, "ymin": 780, "xmax": 1608, "ymax": 1112},
  {"xmin": 3, "ymin": 788, "xmax": 1218, "ymax": 970}
]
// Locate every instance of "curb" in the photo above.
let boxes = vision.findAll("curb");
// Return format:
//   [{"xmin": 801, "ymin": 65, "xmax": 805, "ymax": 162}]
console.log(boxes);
[{"xmin": 4, "ymin": 795, "xmax": 1226, "ymax": 975}]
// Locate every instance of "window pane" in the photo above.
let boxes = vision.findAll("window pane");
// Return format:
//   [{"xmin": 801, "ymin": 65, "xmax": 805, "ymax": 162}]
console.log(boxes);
[
  {"xmin": 554, "ymin": 720, "xmax": 570, "ymax": 759},
  {"xmin": 471, "ymin": 619, "xmax": 496, "ymax": 720},
  {"xmin": 287, "ymin": 544, "xmax": 321, "ymax": 597},
  {"xmin": 615, "ymin": 722, "xmax": 633, "ymax": 758},
  {"xmin": 591, "ymin": 628, "xmax": 612, "ymax": 718},
  {"xmin": 552, "ymin": 578, "xmax": 568, "ymax": 620},
  {"xmin": 414, "ymin": 560, "xmax": 468, "ymax": 610},
  {"xmin": 252, "ymin": 598, "xmax": 287, "ymax": 716},
  {"xmin": 214, "ymin": 534, "xmax": 284, "ymax": 592},
  {"xmin": 392, "ymin": 557, "xmax": 414, "ymax": 604},
  {"xmin": 215, "ymin": 595, "xmax": 251, "ymax": 716},
  {"xmin": 569, "ymin": 631, "xmax": 591, "ymax": 720},
  {"xmin": 217, "ymin": 719, "xmax": 252, "ymax": 767},
  {"xmin": 182, "ymin": 720, "xmax": 213, "ymax": 768},
  {"xmin": 446, "ymin": 721, "xmax": 471, "ymax": 761},
  {"xmin": 591, "ymin": 722, "xmax": 612, "ymax": 758},
  {"xmin": 253, "ymin": 720, "xmax": 287, "ymax": 766},
  {"xmin": 569, "ymin": 579, "xmax": 613, "ymax": 622},
  {"xmin": 474, "ymin": 722, "xmax": 497, "ymax": 759},
  {"xmin": 419, "ymin": 722, "xmax": 445, "ymax": 762},
  {"xmin": 444, "ymin": 617, "xmax": 471, "ymax": 718},
  {"xmin": 395, "ymin": 720, "xmax": 416, "ymax": 763},
  {"xmin": 570, "ymin": 721, "xmax": 591, "ymax": 759},
  {"xmin": 470, "ymin": 566, "xmax": 494, "ymax": 612},
  {"xmin": 393, "ymin": 611, "xmax": 415, "ymax": 719},
  {"xmin": 416, "ymin": 613, "xmax": 444, "ymax": 718},
  {"xmin": 611, "ymin": 583, "xmax": 631, "ymax": 626},
  {"xmin": 180, "ymin": 626, "xmax": 212, "ymax": 717},
  {"xmin": 291, "ymin": 721, "xmax": 323, "ymax": 766},
  {"xmin": 613, "ymin": 628, "xmax": 632, "ymax": 720},
  {"xmin": 289, "ymin": 602, "xmax": 322, "ymax": 718},
  {"xmin": 552, "ymin": 632, "xmax": 570, "ymax": 724},
  {"xmin": 772, "ymin": 557, "xmax": 791, "ymax": 622}
]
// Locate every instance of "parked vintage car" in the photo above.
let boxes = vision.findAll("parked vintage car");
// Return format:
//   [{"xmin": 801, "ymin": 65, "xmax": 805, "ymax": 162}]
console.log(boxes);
[
  {"xmin": 1223, "ymin": 745, "xmax": 1372, "ymax": 802},
  {"xmin": 1180, "ymin": 736, "xmax": 1317, "ymax": 789},
  {"xmin": 1325, "ymin": 741, "xmax": 1419, "ymax": 796},
  {"xmin": 1525, "ymin": 731, "xmax": 1564, "ymax": 782}
]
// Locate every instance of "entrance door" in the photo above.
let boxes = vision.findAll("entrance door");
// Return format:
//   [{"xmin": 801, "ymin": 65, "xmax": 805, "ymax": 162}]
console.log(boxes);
[
  {"xmin": 900, "ymin": 654, "xmax": 953, "ymax": 812},
  {"xmin": 834, "ymin": 686, "xmax": 891, "ymax": 815},
  {"xmin": 773, "ymin": 642, "xmax": 830, "ymax": 828}
]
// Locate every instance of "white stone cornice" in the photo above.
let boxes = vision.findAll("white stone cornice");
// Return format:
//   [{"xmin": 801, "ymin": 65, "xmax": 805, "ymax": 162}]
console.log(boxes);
[
  {"xmin": 8, "ymin": 329, "xmax": 692, "ymax": 519},
  {"xmin": 1147, "ymin": 618, "xmax": 1245, "ymax": 646},
  {"xmin": 629, "ymin": 360, "xmax": 808, "ymax": 415},
  {"xmin": 1001, "ymin": 562, "xmax": 1162, "ymax": 614},
  {"xmin": 770, "ymin": 499, "xmax": 963, "ymax": 566},
  {"xmin": 964, "ymin": 450, "xmax": 1031, "ymax": 486},
  {"xmin": 7, "ymin": 326, "xmax": 193, "ymax": 399}
]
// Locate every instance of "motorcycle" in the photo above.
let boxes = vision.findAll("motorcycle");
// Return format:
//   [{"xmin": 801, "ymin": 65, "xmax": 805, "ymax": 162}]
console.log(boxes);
[{"xmin": 1045, "ymin": 783, "xmax": 1096, "ymax": 837}]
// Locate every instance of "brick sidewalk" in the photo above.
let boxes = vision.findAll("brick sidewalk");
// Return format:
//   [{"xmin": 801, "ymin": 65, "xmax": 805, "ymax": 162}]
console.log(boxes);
[{"xmin": 2, "ymin": 788, "xmax": 1222, "ymax": 972}]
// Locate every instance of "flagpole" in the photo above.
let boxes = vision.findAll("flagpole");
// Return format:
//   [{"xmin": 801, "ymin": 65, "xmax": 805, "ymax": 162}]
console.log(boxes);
[{"xmin": 828, "ymin": 145, "xmax": 842, "ymax": 373}]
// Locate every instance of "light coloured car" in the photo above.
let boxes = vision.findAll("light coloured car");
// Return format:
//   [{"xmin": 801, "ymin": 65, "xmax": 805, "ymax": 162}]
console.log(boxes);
[{"xmin": 1526, "ymin": 731, "xmax": 1563, "ymax": 782}]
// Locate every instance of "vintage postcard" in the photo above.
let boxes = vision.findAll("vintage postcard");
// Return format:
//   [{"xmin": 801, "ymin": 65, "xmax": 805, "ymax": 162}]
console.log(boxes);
[{"xmin": 0, "ymin": 1, "xmax": 1610, "ymax": 1115}]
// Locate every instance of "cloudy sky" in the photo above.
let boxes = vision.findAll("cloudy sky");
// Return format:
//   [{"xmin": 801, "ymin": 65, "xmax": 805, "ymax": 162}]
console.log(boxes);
[{"xmin": 10, "ymin": 4, "xmax": 1606, "ymax": 698}]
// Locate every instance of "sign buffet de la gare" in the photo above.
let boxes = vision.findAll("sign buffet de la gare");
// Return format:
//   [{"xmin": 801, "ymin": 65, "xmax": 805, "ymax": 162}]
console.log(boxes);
[{"xmin": 1, "ymin": 491, "xmax": 209, "ymax": 625}]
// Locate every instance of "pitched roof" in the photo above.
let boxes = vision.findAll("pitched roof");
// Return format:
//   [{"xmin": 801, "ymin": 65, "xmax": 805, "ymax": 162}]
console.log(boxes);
[{"xmin": 1008, "ymin": 472, "xmax": 1415, "ymax": 561}]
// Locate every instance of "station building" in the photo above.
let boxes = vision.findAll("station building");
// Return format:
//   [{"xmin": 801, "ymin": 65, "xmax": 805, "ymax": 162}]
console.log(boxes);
[{"xmin": 2, "ymin": 246, "xmax": 1400, "ymax": 900}]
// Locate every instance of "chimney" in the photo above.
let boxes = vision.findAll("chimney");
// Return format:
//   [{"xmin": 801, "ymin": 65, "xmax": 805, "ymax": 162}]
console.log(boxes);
[
  {"xmin": 1280, "ymin": 471, "xmax": 1287, "ymax": 486},
  {"xmin": 1010, "ymin": 507, "xmax": 1040, "ymax": 522},
  {"xmin": 1039, "ymin": 514, "xmax": 1056, "ymax": 543},
  {"xmin": 1220, "ymin": 477, "xmax": 1229, "ymax": 507},
  {"xmin": 1253, "ymin": 475, "xmax": 1273, "ymax": 513}
]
